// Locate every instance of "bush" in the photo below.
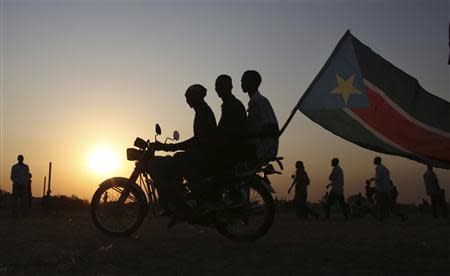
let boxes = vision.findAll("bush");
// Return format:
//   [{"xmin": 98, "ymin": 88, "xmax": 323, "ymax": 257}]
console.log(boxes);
[
  {"xmin": 43, "ymin": 194, "xmax": 89, "ymax": 211},
  {"xmin": 0, "ymin": 189, "xmax": 11, "ymax": 208}
]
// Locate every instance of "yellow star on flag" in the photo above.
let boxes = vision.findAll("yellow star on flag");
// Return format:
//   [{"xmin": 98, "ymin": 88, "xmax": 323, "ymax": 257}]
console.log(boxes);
[{"xmin": 331, "ymin": 74, "xmax": 361, "ymax": 105}]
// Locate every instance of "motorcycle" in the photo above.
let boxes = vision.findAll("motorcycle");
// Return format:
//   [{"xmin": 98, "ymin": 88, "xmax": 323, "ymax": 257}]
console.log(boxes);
[{"xmin": 90, "ymin": 124, "xmax": 283, "ymax": 241}]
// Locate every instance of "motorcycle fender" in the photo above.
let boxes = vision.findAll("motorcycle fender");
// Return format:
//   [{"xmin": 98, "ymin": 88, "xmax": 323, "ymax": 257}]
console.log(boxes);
[{"xmin": 258, "ymin": 177, "xmax": 276, "ymax": 193}]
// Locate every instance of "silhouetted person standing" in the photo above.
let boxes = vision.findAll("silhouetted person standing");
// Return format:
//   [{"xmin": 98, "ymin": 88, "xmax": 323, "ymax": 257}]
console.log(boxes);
[
  {"xmin": 288, "ymin": 161, "xmax": 318, "ymax": 219},
  {"xmin": 365, "ymin": 180, "xmax": 375, "ymax": 205},
  {"xmin": 325, "ymin": 158, "xmax": 348, "ymax": 219},
  {"xmin": 424, "ymin": 165, "xmax": 448, "ymax": 219},
  {"xmin": 241, "ymin": 70, "xmax": 279, "ymax": 162},
  {"xmin": 388, "ymin": 180, "xmax": 407, "ymax": 221},
  {"xmin": 215, "ymin": 74, "xmax": 247, "ymax": 167},
  {"xmin": 10, "ymin": 155, "xmax": 30, "ymax": 217},
  {"xmin": 370, "ymin": 156, "xmax": 391, "ymax": 221}
]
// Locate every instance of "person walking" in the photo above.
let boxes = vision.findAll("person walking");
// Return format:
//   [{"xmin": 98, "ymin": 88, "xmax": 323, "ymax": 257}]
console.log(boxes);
[
  {"xmin": 325, "ymin": 158, "xmax": 348, "ymax": 219},
  {"xmin": 288, "ymin": 161, "xmax": 318, "ymax": 219},
  {"xmin": 370, "ymin": 156, "xmax": 391, "ymax": 221},
  {"xmin": 388, "ymin": 180, "xmax": 407, "ymax": 221},
  {"xmin": 10, "ymin": 155, "xmax": 30, "ymax": 217},
  {"xmin": 423, "ymin": 165, "xmax": 448, "ymax": 219}
]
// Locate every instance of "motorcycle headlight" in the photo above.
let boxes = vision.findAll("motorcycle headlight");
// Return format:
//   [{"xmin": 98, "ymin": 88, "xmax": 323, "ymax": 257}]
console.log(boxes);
[{"xmin": 126, "ymin": 148, "xmax": 144, "ymax": 161}]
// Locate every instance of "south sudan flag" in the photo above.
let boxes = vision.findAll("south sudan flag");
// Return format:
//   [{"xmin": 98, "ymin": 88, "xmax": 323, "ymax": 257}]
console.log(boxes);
[{"xmin": 298, "ymin": 31, "xmax": 450, "ymax": 169}]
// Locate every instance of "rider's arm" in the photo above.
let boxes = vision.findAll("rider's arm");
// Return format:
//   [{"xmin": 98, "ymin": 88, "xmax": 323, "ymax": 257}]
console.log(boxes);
[
  {"xmin": 170, "ymin": 137, "xmax": 195, "ymax": 151},
  {"xmin": 156, "ymin": 136, "xmax": 195, "ymax": 152}
]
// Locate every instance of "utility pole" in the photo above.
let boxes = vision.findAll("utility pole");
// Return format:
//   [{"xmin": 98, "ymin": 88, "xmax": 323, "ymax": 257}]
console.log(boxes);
[{"xmin": 46, "ymin": 162, "xmax": 52, "ymax": 196}]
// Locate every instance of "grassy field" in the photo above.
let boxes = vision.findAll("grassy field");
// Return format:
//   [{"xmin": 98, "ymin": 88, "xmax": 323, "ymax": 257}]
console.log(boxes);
[{"xmin": 0, "ymin": 204, "xmax": 448, "ymax": 275}]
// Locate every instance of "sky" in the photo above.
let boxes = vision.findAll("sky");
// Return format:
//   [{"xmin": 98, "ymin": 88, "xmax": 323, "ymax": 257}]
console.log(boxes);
[{"xmin": 1, "ymin": 0, "xmax": 449, "ymax": 203}]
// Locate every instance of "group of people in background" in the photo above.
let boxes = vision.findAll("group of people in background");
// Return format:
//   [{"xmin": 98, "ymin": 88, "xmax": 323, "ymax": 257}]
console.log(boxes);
[
  {"xmin": 10, "ymin": 154, "xmax": 33, "ymax": 217},
  {"xmin": 288, "ymin": 156, "xmax": 448, "ymax": 221}
]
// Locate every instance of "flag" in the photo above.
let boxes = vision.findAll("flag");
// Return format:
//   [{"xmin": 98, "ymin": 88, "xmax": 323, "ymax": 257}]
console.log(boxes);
[{"xmin": 297, "ymin": 31, "xmax": 450, "ymax": 169}]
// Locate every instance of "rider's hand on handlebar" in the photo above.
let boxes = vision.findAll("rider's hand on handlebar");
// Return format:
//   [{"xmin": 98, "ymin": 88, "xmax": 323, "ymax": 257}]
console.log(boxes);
[{"xmin": 153, "ymin": 141, "xmax": 175, "ymax": 152}]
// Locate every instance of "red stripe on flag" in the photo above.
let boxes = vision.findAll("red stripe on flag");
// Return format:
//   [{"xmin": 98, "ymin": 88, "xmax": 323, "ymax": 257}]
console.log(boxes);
[{"xmin": 349, "ymin": 86, "xmax": 450, "ymax": 164}]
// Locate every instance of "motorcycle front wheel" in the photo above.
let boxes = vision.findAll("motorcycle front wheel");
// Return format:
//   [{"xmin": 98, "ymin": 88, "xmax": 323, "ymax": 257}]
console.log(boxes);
[
  {"xmin": 216, "ymin": 178, "xmax": 275, "ymax": 241},
  {"xmin": 90, "ymin": 177, "xmax": 148, "ymax": 237}
]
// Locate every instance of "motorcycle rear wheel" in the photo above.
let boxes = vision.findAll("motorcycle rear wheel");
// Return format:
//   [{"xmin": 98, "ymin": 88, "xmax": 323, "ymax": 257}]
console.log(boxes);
[
  {"xmin": 90, "ymin": 177, "xmax": 148, "ymax": 237},
  {"xmin": 216, "ymin": 179, "xmax": 275, "ymax": 241}
]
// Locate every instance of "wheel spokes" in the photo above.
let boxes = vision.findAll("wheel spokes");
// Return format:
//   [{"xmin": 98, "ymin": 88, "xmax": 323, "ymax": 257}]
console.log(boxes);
[{"xmin": 95, "ymin": 186, "xmax": 141, "ymax": 233}]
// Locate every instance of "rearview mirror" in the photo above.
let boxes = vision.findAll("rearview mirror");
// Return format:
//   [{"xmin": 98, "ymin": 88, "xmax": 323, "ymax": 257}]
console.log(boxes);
[
  {"xmin": 155, "ymin": 124, "xmax": 161, "ymax": 135},
  {"xmin": 173, "ymin": 130, "xmax": 180, "ymax": 141}
]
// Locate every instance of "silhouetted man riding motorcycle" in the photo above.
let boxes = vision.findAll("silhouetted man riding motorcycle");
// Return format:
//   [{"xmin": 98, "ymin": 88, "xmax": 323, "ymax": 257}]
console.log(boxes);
[
  {"xmin": 90, "ymin": 72, "xmax": 281, "ymax": 238},
  {"xmin": 241, "ymin": 70, "xmax": 279, "ymax": 163},
  {"xmin": 214, "ymin": 74, "xmax": 248, "ymax": 167},
  {"xmin": 152, "ymin": 71, "xmax": 280, "ymax": 226},
  {"xmin": 152, "ymin": 84, "xmax": 217, "ymax": 220}
]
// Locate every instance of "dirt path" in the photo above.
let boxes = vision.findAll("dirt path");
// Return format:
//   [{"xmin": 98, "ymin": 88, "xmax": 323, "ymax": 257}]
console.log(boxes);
[{"xmin": 0, "ymin": 209, "xmax": 448, "ymax": 275}]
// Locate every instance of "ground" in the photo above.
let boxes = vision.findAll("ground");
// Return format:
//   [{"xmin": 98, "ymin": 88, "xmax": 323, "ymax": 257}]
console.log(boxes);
[{"xmin": 0, "ymin": 206, "xmax": 448, "ymax": 275}]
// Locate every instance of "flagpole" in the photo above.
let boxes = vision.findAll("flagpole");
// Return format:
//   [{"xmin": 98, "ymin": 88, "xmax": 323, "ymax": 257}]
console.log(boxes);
[{"xmin": 279, "ymin": 107, "xmax": 298, "ymax": 136}]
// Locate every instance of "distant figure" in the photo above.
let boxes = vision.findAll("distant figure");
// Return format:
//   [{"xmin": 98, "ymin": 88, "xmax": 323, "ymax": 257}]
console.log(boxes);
[
  {"xmin": 370, "ymin": 156, "xmax": 391, "ymax": 221},
  {"xmin": 215, "ymin": 74, "xmax": 247, "ymax": 167},
  {"xmin": 347, "ymin": 193, "xmax": 370, "ymax": 218},
  {"xmin": 423, "ymin": 165, "xmax": 448, "ymax": 219},
  {"xmin": 325, "ymin": 158, "xmax": 348, "ymax": 219},
  {"xmin": 365, "ymin": 180, "xmax": 376, "ymax": 205},
  {"xmin": 288, "ymin": 161, "xmax": 318, "ymax": 219},
  {"xmin": 27, "ymin": 173, "xmax": 32, "ymax": 210},
  {"xmin": 241, "ymin": 70, "xmax": 279, "ymax": 162},
  {"xmin": 418, "ymin": 198, "xmax": 430, "ymax": 213},
  {"xmin": 388, "ymin": 180, "xmax": 407, "ymax": 221},
  {"xmin": 10, "ymin": 155, "xmax": 30, "ymax": 217}
]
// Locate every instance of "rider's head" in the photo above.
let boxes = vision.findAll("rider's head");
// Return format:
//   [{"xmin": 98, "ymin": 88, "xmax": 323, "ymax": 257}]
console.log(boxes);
[
  {"xmin": 17, "ymin": 155, "xmax": 24, "ymax": 163},
  {"xmin": 331, "ymin": 157, "xmax": 339, "ymax": 167},
  {"xmin": 215, "ymin": 74, "xmax": 233, "ymax": 99},
  {"xmin": 373, "ymin": 156, "xmax": 382, "ymax": 165},
  {"xmin": 185, "ymin": 84, "xmax": 207, "ymax": 108},
  {"xmin": 426, "ymin": 164, "xmax": 433, "ymax": 171},
  {"xmin": 241, "ymin": 70, "xmax": 261, "ymax": 94}
]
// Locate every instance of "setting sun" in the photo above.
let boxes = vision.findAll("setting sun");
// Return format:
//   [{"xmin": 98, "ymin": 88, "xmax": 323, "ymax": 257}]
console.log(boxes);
[{"xmin": 87, "ymin": 146, "xmax": 120, "ymax": 175}]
